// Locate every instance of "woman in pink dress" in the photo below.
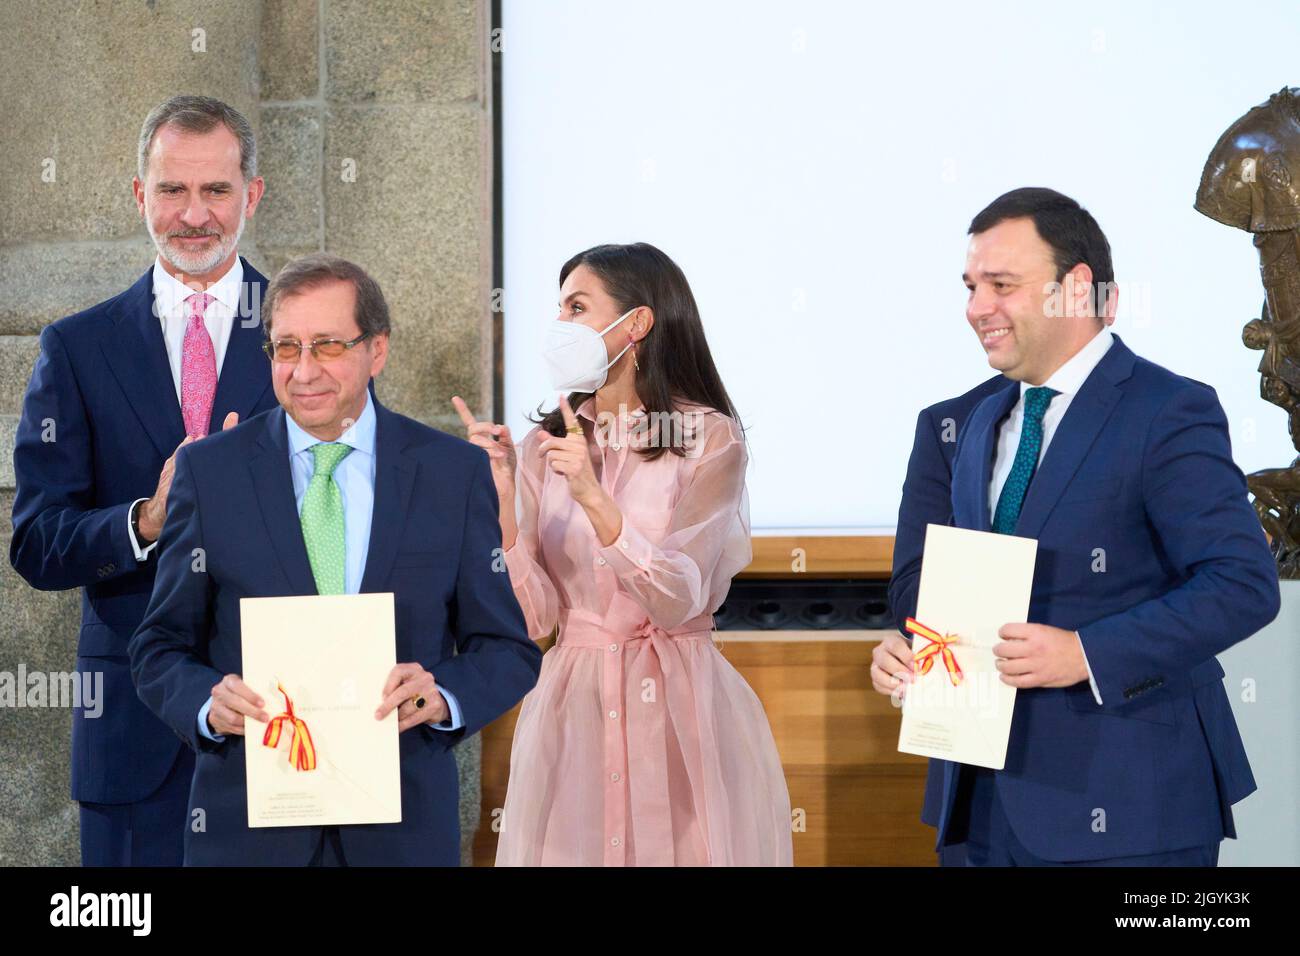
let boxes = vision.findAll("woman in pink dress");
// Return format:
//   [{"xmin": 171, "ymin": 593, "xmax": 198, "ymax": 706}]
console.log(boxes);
[{"xmin": 455, "ymin": 242, "xmax": 791, "ymax": 866}]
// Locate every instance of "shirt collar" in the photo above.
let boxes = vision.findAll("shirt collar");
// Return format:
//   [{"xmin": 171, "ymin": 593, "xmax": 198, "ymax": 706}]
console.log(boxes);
[
  {"xmin": 575, "ymin": 396, "xmax": 647, "ymax": 423},
  {"xmin": 151, "ymin": 255, "xmax": 244, "ymax": 318},
  {"xmin": 285, "ymin": 390, "xmax": 377, "ymax": 460},
  {"xmin": 1020, "ymin": 326, "xmax": 1115, "ymax": 401}
]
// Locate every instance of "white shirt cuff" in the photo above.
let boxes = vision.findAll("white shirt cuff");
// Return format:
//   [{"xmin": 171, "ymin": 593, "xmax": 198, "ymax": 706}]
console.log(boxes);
[
  {"xmin": 1076, "ymin": 631, "xmax": 1104, "ymax": 705},
  {"xmin": 127, "ymin": 497, "xmax": 159, "ymax": 562}
]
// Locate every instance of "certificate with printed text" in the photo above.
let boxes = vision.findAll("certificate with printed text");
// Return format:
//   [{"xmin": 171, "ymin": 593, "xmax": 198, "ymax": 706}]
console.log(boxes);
[
  {"xmin": 897, "ymin": 524, "xmax": 1037, "ymax": 770},
  {"xmin": 240, "ymin": 592, "xmax": 401, "ymax": 828}
]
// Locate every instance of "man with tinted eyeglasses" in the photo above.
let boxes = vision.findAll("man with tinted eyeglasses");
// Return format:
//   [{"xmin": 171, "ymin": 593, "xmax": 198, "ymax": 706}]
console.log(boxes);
[
  {"xmin": 10, "ymin": 95, "xmax": 278, "ymax": 866},
  {"xmin": 128, "ymin": 253, "xmax": 540, "ymax": 865}
]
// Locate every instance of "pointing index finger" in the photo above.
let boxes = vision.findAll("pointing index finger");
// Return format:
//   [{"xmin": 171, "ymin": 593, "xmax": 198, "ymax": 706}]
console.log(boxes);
[
  {"xmin": 558, "ymin": 393, "xmax": 579, "ymax": 431},
  {"xmin": 451, "ymin": 395, "xmax": 478, "ymax": 429}
]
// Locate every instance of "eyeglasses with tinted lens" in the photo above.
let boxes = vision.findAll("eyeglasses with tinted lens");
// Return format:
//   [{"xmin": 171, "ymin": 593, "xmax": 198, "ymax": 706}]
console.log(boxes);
[{"xmin": 262, "ymin": 332, "xmax": 372, "ymax": 362}]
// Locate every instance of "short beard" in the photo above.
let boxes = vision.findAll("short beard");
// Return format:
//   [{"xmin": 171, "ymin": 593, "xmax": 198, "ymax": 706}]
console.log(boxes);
[{"xmin": 148, "ymin": 193, "xmax": 247, "ymax": 280}]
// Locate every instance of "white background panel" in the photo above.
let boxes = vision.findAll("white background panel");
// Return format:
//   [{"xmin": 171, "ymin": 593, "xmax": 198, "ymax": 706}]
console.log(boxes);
[{"xmin": 502, "ymin": 0, "xmax": 1300, "ymax": 530}]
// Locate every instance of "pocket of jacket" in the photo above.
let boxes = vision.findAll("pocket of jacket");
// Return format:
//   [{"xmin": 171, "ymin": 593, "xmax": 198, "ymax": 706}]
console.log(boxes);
[{"xmin": 1065, "ymin": 683, "xmax": 1176, "ymax": 725}]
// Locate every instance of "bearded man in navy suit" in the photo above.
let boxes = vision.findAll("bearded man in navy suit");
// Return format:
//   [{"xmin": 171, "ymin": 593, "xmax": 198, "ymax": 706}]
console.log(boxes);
[
  {"xmin": 10, "ymin": 95, "xmax": 278, "ymax": 866},
  {"xmin": 873, "ymin": 188, "xmax": 1279, "ymax": 866}
]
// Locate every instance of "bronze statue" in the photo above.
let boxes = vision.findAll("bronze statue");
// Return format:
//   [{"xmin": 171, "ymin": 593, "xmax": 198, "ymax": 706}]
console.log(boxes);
[{"xmin": 1196, "ymin": 86, "xmax": 1300, "ymax": 577}]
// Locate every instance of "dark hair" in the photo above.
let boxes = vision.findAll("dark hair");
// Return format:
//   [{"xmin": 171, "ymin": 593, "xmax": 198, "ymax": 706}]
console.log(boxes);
[
  {"xmin": 264, "ymin": 253, "xmax": 391, "ymax": 338},
  {"xmin": 138, "ymin": 95, "xmax": 257, "ymax": 182},
  {"xmin": 533, "ymin": 242, "xmax": 742, "ymax": 461},
  {"xmin": 968, "ymin": 187, "xmax": 1115, "ymax": 311}
]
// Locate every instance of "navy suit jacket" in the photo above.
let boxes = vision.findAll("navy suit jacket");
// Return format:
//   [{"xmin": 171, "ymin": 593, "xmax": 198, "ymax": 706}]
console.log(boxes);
[
  {"xmin": 9, "ymin": 258, "xmax": 277, "ymax": 804},
  {"xmin": 888, "ymin": 374, "xmax": 1008, "ymax": 829},
  {"xmin": 127, "ymin": 400, "xmax": 542, "ymax": 866},
  {"xmin": 935, "ymin": 335, "xmax": 1279, "ymax": 861}
]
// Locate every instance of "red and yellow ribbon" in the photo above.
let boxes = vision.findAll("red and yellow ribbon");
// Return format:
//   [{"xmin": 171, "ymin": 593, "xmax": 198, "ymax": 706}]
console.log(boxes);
[
  {"xmin": 904, "ymin": 618, "xmax": 964, "ymax": 686},
  {"xmin": 262, "ymin": 683, "xmax": 317, "ymax": 771}
]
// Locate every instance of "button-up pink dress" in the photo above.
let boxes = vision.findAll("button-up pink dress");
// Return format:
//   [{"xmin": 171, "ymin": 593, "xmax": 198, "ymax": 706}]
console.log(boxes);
[{"xmin": 494, "ymin": 399, "xmax": 792, "ymax": 866}]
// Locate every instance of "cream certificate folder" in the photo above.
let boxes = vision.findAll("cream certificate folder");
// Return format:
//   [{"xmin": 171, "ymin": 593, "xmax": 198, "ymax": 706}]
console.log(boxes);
[
  {"xmin": 240, "ymin": 592, "xmax": 401, "ymax": 828},
  {"xmin": 897, "ymin": 524, "xmax": 1037, "ymax": 770}
]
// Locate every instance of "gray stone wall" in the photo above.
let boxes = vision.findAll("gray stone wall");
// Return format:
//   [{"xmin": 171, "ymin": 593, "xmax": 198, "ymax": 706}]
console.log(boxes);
[{"xmin": 0, "ymin": 0, "xmax": 494, "ymax": 865}]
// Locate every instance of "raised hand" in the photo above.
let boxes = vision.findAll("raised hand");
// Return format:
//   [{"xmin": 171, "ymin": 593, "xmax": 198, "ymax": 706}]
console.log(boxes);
[
  {"xmin": 537, "ymin": 394, "xmax": 600, "ymax": 504},
  {"xmin": 451, "ymin": 395, "xmax": 517, "ymax": 500},
  {"xmin": 137, "ymin": 413, "xmax": 241, "ymax": 544},
  {"xmin": 136, "ymin": 435, "xmax": 197, "ymax": 543}
]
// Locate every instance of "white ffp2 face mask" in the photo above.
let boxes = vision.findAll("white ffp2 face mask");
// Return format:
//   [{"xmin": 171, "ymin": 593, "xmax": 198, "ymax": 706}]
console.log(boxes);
[{"xmin": 542, "ymin": 307, "xmax": 636, "ymax": 392}]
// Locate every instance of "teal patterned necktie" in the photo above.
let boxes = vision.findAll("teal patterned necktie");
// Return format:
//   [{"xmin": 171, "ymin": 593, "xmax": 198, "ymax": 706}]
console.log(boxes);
[
  {"xmin": 300, "ymin": 442, "xmax": 353, "ymax": 594},
  {"xmin": 992, "ymin": 386, "xmax": 1058, "ymax": 534}
]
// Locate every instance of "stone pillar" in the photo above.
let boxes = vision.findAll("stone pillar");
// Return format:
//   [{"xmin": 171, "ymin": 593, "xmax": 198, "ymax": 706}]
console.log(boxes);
[{"xmin": 0, "ymin": 0, "xmax": 495, "ymax": 866}]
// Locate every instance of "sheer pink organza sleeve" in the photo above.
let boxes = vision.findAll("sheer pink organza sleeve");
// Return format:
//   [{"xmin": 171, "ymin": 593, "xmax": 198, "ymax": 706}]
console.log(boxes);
[
  {"xmin": 503, "ymin": 426, "xmax": 560, "ymax": 640},
  {"xmin": 596, "ymin": 414, "xmax": 751, "ymax": 630}
]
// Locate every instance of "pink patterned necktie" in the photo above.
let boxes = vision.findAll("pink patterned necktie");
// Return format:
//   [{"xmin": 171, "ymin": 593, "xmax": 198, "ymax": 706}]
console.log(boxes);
[{"xmin": 181, "ymin": 292, "xmax": 217, "ymax": 437}]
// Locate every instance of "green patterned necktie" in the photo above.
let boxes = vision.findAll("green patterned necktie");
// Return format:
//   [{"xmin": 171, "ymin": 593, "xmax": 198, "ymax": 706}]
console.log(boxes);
[
  {"xmin": 992, "ymin": 386, "xmax": 1058, "ymax": 534},
  {"xmin": 300, "ymin": 442, "xmax": 353, "ymax": 595}
]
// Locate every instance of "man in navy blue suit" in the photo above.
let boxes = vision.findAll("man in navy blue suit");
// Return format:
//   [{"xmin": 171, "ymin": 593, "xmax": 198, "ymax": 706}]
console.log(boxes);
[
  {"xmin": 874, "ymin": 187, "xmax": 1280, "ymax": 865},
  {"xmin": 128, "ymin": 253, "xmax": 541, "ymax": 866},
  {"xmin": 9, "ymin": 96, "xmax": 278, "ymax": 866},
  {"xmin": 889, "ymin": 373, "xmax": 1007, "ymax": 866}
]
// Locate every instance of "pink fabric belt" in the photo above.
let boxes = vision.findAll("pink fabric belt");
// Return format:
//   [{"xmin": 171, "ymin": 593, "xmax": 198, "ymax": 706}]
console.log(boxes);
[{"xmin": 555, "ymin": 593, "xmax": 714, "ymax": 865}]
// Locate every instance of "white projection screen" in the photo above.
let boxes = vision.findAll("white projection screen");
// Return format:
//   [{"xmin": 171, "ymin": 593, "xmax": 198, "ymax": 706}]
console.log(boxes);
[{"xmin": 500, "ymin": 0, "xmax": 1300, "ymax": 533}]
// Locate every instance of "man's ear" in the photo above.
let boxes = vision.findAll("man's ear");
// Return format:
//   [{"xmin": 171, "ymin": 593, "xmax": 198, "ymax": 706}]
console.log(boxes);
[
  {"xmin": 132, "ymin": 176, "xmax": 146, "ymax": 218},
  {"xmin": 1099, "ymin": 277, "xmax": 1119, "ymax": 326},
  {"xmin": 1068, "ymin": 263, "xmax": 1095, "ymax": 318},
  {"xmin": 243, "ymin": 176, "xmax": 266, "ymax": 218},
  {"xmin": 368, "ymin": 332, "xmax": 390, "ymax": 377}
]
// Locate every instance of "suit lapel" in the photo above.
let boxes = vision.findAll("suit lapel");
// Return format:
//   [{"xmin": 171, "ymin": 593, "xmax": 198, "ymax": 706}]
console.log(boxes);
[
  {"xmin": 248, "ymin": 407, "xmax": 319, "ymax": 595},
  {"xmin": 208, "ymin": 258, "xmax": 272, "ymax": 432},
  {"xmin": 100, "ymin": 267, "xmax": 186, "ymax": 458},
  {"xmin": 1013, "ymin": 337, "xmax": 1134, "ymax": 539},
  {"xmin": 360, "ymin": 402, "xmax": 418, "ymax": 593}
]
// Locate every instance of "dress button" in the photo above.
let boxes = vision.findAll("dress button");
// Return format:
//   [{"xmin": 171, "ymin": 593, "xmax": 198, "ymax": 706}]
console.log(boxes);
[
  {"xmin": 597, "ymin": 557, "xmax": 607, "ymax": 566},
  {"xmin": 608, "ymin": 643, "xmax": 619, "ymax": 652},
  {"xmin": 610, "ymin": 837, "xmax": 621, "ymax": 847},
  {"xmin": 638, "ymin": 558, "xmax": 647, "ymax": 567},
  {"xmin": 610, "ymin": 772, "xmax": 620, "ymax": 782},
  {"xmin": 611, "ymin": 442, "xmax": 621, "ymax": 451},
  {"xmin": 608, "ymin": 709, "xmax": 619, "ymax": 720},
  {"xmin": 620, "ymin": 541, "xmax": 629, "ymax": 549}
]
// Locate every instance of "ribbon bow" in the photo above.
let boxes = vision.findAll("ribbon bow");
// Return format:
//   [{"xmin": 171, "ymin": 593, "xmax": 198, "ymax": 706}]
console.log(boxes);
[
  {"xmin": 262, "ymin": 683, "xmax": 317, "ymax": 771},
  {"xmin": 904, "ymin": 618, "xmax": 964, "ymax": 686},
  {"xmin": 631, "ymin": 617, "xmax": 678, "ymax": 678}
]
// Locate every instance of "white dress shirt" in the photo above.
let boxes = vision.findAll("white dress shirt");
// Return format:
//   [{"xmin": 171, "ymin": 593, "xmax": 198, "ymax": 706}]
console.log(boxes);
[
  {"xmin": 285, "ymin": 391, "xmax": 378, "ymax": 597},
  {"xmin": 127, "ymin": 257, "xmax": 245, "ymax": 562},
  {"xmin": 988, "ymin": 325, "xmax": 1114, "ymax": 704}
]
